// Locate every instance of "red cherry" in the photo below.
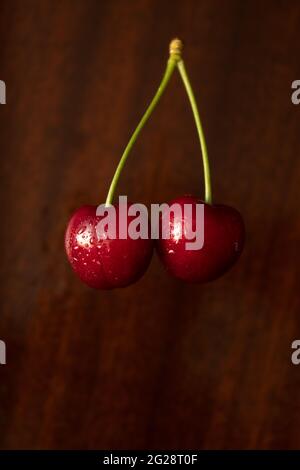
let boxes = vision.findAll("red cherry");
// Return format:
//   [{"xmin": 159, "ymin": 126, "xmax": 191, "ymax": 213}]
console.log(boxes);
[
  {"xmin": 156, "ymin": 195, "xmax": 245, "ymax": 283},
  {"xmin": 65, "ymin": 204, "xmax": 153, "ymax": 289}
]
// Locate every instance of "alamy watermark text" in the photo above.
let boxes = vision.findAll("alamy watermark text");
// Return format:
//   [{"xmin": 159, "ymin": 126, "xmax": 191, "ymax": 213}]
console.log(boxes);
[
  {"xmin": 0, "ymin": 80, "xmax": 6, "ymax": 104},
  {"xmin": 0, "ymin": 340, "xmax": 6, "ymax": 365}
]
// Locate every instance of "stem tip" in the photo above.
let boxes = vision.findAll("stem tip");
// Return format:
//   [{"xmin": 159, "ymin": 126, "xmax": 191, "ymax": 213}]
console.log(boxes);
[{"xmin": 169, "ymin": 38, "xmax": 183, "ymax": 57}]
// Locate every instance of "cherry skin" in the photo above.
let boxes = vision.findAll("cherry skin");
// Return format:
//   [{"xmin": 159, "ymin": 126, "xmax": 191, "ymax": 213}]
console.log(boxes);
[
  {"xmin": 156, "ymin": 195, "xmax": 245, "ymax": 283},
  {"xmin": 65, "ymin": 204, "xmax": 153, "ymax": 289}
]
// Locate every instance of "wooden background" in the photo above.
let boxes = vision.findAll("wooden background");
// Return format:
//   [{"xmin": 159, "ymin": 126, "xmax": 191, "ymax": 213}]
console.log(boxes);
[{"xmin": 1, "ymin": 0, "xmax": 300, "ymax": 450}]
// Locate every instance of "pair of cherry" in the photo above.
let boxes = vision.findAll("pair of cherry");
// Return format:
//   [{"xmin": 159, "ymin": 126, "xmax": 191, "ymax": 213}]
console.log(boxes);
[{"xmin": 65, "ymin": 40, "xmax": 245, "ymax": 290}]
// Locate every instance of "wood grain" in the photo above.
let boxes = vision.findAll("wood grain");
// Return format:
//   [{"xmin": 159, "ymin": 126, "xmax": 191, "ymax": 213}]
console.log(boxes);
[{"xmin": 0, "ymin": 0, "xmax": 300, "ymax": 449}]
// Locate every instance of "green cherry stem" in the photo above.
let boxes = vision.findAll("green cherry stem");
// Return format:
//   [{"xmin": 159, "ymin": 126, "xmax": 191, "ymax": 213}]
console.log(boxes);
[
  {"xmin": 105, "ymin": 40, "xmax": 181, "ymax": 206},
  {"xmin": 176, "ymin": 59, "xmax": 212, "ymax": 204}
]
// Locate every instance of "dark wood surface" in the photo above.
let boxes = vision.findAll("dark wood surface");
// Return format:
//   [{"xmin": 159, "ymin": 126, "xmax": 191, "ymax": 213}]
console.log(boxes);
[{"xmin": 1, "ymin": 0, "xmax": 300, "ymax": 450}]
